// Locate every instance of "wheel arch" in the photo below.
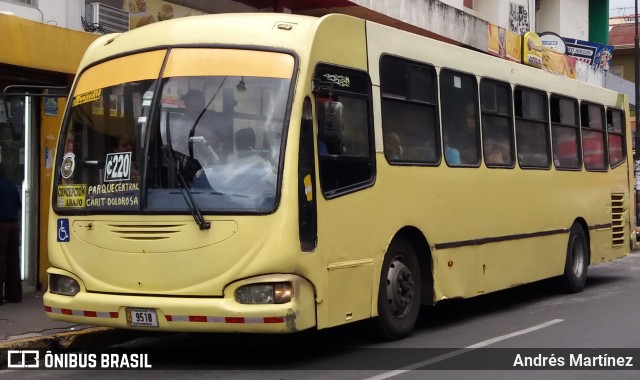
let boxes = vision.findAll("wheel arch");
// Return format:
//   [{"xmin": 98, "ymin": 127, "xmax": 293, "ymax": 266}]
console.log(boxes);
[
  {"xmin": 572, "ymin": 217, "xmax": 591, "ymax": 265},
  {"xmin": 393, "ymin": 226, "xmax": 434, "ymax": 306}
]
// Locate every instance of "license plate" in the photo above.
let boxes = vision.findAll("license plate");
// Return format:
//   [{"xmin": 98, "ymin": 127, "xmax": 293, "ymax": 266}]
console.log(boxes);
[{"xmin": 125, "ymin": 308, "xmax": 158, "ymax": 327}]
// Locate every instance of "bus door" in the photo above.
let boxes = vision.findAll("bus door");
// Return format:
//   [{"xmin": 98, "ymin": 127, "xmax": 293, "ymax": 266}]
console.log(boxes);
[{"xmin": 312, "ymin": 64, "xmax": 377, "ymax": 327}]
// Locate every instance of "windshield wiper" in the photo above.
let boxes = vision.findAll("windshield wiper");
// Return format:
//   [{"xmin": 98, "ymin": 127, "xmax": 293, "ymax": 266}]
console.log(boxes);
[
  {"xmin": 174, "ymin": 164, "xmax": 211, "ymax": 230},
  {"xmin": 187, "ymin": 77, "xmax": 226, "ymax": 157},
  {"xmin": 163, "ymin": 113, "xmax": 210, "ymax": 230}
]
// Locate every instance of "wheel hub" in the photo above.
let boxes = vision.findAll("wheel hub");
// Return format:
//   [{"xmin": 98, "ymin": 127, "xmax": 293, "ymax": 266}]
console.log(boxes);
[{"xmin": 386, "ymin": 258, "xmax": 415, "ymax": 318}]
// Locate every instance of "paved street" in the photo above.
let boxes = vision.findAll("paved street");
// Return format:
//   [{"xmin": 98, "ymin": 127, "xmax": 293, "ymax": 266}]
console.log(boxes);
[{"xmin": 2, "ymin": 250, "xmax": 640, "ymax": 379}]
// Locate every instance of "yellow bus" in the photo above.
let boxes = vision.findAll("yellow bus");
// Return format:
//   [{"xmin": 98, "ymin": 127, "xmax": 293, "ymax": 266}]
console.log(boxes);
[{"xmin": 45, "ymin": 13, "xmax": 634, "ymax": 340}]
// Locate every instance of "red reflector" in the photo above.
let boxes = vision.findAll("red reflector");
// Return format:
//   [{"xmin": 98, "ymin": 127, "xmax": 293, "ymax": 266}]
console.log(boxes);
[
  {"xmin": 263, "ymin": 317, "xmax": 284, "ymax": 323},
  {"xmin": 61, "ymin": 308, "xmax": 73, "ymax": 315},
  {"xmin": 84, "ymin": 311, "xmax": 97, "ymax": 317},
  {"xmin": 189, "ymin": 315, "xmax": 207, "ymax": 322},
  {"xmin": 225, "ymin": 317, "xmax": 245, "ymax": 323}
]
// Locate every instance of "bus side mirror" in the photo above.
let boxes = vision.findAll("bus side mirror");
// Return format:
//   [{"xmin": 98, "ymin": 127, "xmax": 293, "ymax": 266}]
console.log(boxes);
[{"xmin": 317, "ymin": 101, "xmax": 343, "ymax": 142}]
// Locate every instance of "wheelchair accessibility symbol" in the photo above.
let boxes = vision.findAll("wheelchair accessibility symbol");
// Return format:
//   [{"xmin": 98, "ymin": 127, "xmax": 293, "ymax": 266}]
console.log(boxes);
[{"xmin": 57, "ymin": 218, "xmax": 70, "ymax": 242}]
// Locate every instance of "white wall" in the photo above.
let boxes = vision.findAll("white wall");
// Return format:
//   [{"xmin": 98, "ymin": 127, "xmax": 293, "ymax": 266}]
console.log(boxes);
[
  {"xmin": 474, "ymin": 0, "xmax": 535, "ymax": 33},
  {"xmin": 438, "ymin": 0, "xmax": 464, "ymax": 10},
  {"xmin": 0, "ymin": 0, "xmax": 84, "ymax": 30},
  {"xmin": 351, "ymin": 0, "xmax": 489, "ymax": 51},
  {"xmin": 537, "ymin": 0, "xmax": 588, "ymax": 40}
]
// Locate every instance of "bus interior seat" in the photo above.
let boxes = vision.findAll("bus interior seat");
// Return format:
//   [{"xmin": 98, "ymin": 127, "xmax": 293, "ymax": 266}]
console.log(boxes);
[{"xmin": 235, "ymin": 127, "xmax": 256, "ymax": 153}]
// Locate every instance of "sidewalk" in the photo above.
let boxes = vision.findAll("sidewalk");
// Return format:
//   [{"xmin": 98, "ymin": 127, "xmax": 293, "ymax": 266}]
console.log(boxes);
[{"xmin": 0, "ymin": 289, "xmax": 105, "ymax": 350}]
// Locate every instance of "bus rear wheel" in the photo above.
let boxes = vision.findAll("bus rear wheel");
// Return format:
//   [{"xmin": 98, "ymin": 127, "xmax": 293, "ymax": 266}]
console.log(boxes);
[
  {"xmin": 375, "ymin": 238, "xmax": 422, "ymax": 340},
  {"xmin": 560, "ymin": 224, "xmax": 589, "ymax": 293}
]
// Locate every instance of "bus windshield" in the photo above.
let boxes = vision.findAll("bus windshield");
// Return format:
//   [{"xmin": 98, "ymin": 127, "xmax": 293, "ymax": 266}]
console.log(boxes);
[{"xmin": 54, "ymin": 49, "xmax": 294, "ymax": 214}]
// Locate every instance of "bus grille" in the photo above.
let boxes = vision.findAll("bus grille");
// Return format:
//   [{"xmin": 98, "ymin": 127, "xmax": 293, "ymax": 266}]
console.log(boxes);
[
  {"xmin": 611, "ymin": 194, "xmax": 625, "ymax": 247},
  {"xmin": 105, "ymin": 224, "xmax": 185, "ymax": 240}
]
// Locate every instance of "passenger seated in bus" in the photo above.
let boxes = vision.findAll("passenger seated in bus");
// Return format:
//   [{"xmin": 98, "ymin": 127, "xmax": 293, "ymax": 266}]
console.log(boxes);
[
  {"xmin": 197, "ymin": 127, "xmax": 276, "ymax": 194},
  {"xmin": 318, "ymin": 139, "xmax": 329, "ymax": 155},
  {"xmin": 172, "ymin": 89, "xmax": 228, "ymax": 158},
  {"xmin": 384, "ymin": 132, "xmax": 403, "ymax": 160},
  {"xmin": 235, "ymin": 127, "xmax": 256, "ymax": 156},
  {"xmin": 443, "ymin": 131, "xmax": 461, "ymax": 165},
  {"xmin": 170, "ymin": 89, "xmax": 206, "ymax": 156},
  {"xmin": 316, "ymin": 97, "xmax": 343, "ymax": 156},
  {"xmin": 484, "ymin": 139, "xmax": 505, "ymax": 165}
]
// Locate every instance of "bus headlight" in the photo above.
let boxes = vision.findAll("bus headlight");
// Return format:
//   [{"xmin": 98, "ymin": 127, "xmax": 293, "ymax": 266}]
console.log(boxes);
[
  {"xmin": 235, "ymin": 282, "xmax": 292, "ymax": 304},
  {"xmin": 50, "ymin": 274, "xmax": 80, "ymax": 296}
]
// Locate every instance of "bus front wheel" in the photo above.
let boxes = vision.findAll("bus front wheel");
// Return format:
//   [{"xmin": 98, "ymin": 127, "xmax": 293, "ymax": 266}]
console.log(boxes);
[
  {"xmin": 375, "ymin": 238, "xmax": 422, "ymax": 340},
  {"xmin": 560, "ymin": 224, "xmax": 589, "ymax": 293}
]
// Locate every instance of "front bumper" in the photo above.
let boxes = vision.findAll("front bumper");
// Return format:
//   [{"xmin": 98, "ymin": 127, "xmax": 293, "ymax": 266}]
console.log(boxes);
[{"xmin": 43, "ymin": 269, "xmax": 316, "ymax": 333}]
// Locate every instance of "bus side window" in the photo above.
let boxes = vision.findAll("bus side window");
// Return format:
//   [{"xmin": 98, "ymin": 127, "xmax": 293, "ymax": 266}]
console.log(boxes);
[
  {"xmin": 440, "ymin": 69, "xmax": 480, "ymax": 166},
  {"xmin": 607, "ymin": 108, "xmax": 626, "ymax": 168},
  {"xmin": 514, "ymin": 87, "xmax": 551, "ymax": 169},
  {"xmin": 581, "ymin": 102, "xmax": 607, "ymax": 171},
  {"xmin": 317, "ymin": 99, "xmax": 343, "ymax": 155},
  {"xmin": 480, "ymin": 79, "xmax": 515, "ymax": 167},
  {"xmin": 380, "ymin": 55, "xmax": 439, "ymax": 165},
  {"xmin": 313, "ymin": 65, "xmax": 375, "ymax": 197},
  {"xmin": 551, "ymin": 95, "xmax": 581, "ymax": 170}
]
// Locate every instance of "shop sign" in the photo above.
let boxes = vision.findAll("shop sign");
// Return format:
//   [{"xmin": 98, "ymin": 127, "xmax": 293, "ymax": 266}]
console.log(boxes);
[
  {"xmin": 44, "ymin": 97, "xmax": 58, "ymax": 116},
  {"xmin": 540, "ymin": 32, "xmax": 566, "ymax": 54},
  {"xmin": 563, "ymin": 38, "xmax": 614, "ymax": 70},
  {"xmin": 522, "ymin": 32, "xmax": 543, "ymax": 68}
]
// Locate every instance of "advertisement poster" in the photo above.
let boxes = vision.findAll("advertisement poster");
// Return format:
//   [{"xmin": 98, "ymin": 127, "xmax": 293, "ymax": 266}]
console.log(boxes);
[
  {"xmin": 487, "ymin": 23, "xmax": 505, "ymax": 58},
  {"xmin": 542, "ymin": 49, "xmax": 577, "ymax": 79},
  {"xmin": 125, "ymin": 0, "xmax": 205, "ymax": 29},
  {"xmin": 505, "ymin": 30, "xmax": 521, "ymax": 62},
  {"xmin": 509, "ymin": 2, "xmax": 530, "ymax": 35},
  {"xmin": 563, "ymin": 38, "xmax": 614, "ymax": 70},
  {"xmin": 488, "ymin": 24, "xmax": 520, "ymax": 62}
]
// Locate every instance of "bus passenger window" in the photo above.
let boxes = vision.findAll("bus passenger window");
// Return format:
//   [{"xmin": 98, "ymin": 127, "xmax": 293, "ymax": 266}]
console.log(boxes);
[
  {"xmin": 551, "ymin": 95, "xmax": 580, "ymax": 170},
  {"xmin": 440, "ymin": 69, "xmax": 480, "ymax": 166},
  {"xmin": 581, "ymin": 103, "xmax": 607, "ymax": 171},
  {"xmin": 480, "ymin": 79, "xmax": 514, "ymax": 167},
  {"xmin": 607, "ymin": 108, "xmax": 626, "ymax": 168},
  {"xmin": 380, "ymin": 56, "xmax": 439, "ymax": 165},
  {"xmin": 514, "ymin": 87, "xmax": 551, "ymax": 169}
]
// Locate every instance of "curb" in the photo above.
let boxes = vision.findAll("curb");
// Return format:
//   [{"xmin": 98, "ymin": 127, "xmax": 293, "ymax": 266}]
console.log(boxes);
[
  {"xmin": 0, "ymin": 327, "xmax": 111, "ymax": 350},
  {"xmin": 1, "ymin": 327, "xmax": 168, "ymax": 350},
  {"xmin": 0, "ymin": 327, "xmax": 166, "ymax": 367}
]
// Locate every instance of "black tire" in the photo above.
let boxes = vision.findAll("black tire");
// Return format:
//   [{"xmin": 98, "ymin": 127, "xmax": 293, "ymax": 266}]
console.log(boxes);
[
  {"xmin": 375, "ymin": 238, "xmax": 422, "ymax": 340},
  {"xmin": 560, "ymin": 224, "xmax": 589, "ymax": 293}
]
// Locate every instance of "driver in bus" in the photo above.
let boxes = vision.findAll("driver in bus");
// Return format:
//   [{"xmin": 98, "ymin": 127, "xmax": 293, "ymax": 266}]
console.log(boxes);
[
  {"xmin": 173, "ymin": 89, "xmax": 229, "ymax": 161},
  {"xmin": 111, "ymin": 135, "xmax": 141, "ymax": 182}
]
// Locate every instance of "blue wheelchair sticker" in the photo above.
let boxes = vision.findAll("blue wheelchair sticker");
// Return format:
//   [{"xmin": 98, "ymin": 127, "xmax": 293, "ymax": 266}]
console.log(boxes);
[{"xmin": 57, "ymin": 218, "xmax": 70, "ymax": 242}]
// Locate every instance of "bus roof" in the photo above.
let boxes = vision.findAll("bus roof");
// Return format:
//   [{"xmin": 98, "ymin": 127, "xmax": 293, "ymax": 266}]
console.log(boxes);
[
  {"xmin": 76, "ymin": 12, "xmax": 626, "ymax": 109},
  {"xmin": 77, "ymin": 13, "xmax": 342, "ymax": 73}
]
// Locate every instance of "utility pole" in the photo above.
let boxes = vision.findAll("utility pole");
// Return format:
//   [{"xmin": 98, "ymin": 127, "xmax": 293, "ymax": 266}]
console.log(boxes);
[
  {"xmin": 635, "ymin": 0, "xmax": 640, "ymax": 230},
  {"xmin": 633, "ymin": 0, "xmax": 640, "ymax": 160}
]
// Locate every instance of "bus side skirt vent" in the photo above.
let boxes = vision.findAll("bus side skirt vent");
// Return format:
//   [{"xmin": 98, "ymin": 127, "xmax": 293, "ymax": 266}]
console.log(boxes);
[{"xmin": 611, "ymin": 193, "xmax": 625, "ymax": 247}]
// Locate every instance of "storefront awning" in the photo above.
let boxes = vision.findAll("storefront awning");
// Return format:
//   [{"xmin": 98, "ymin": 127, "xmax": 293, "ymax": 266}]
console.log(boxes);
[{"xmin": 0, "ymin": 13, "xmax": 98, "ymax": 75}]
